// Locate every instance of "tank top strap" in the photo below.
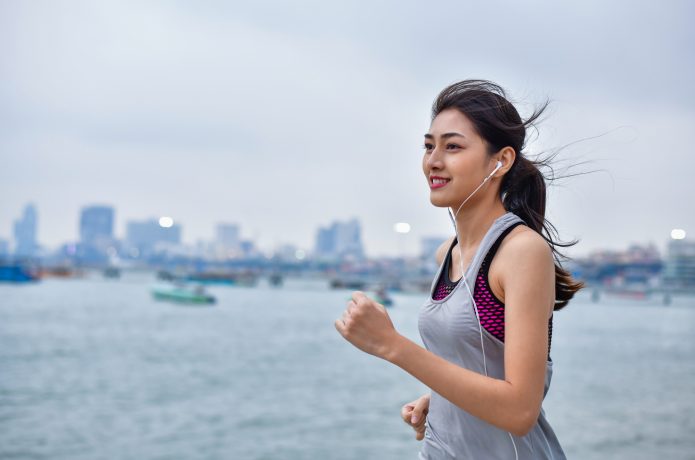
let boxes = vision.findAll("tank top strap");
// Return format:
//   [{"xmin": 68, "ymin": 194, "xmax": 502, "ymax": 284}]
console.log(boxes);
[
  {"xmin": 462, "ymin": 212, "xmax": 526, "ymax": 289},
  {"xmin": 427, "ymin": 212, "xmax": 526, "ymax": 299},
  {"xmin": 480, "ymin": 220, "xmax": 527, "ymax": 278}
]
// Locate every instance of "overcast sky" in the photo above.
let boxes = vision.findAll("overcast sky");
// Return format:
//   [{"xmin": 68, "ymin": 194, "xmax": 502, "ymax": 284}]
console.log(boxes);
[{"xmin": 1, "ymin": 0, "xmax": 693, "ymax": 258}]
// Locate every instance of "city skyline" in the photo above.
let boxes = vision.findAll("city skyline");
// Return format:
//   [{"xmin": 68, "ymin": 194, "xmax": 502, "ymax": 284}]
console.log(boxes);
[
  {"xmin": 3, "ymin": 202, "xmax": 371, "ymax": 259},
  {"xmin": 0, "ymin": 200, "xmax": 680, "ymax": 260},
  {"xmin": 1, "ymin": 1, "xmax": 693, "ymax": 258}
]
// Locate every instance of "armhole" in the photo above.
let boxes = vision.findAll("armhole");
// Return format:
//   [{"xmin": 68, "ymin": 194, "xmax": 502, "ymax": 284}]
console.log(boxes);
[
  {"xmin": 435, "ymin": 237, "xmax": 459, "ymax": 288},
  {"xmin": 478, "ymin": 222, "xmax": 526, "ymax": 306},
  {"xmin": 478, "ymin": 222, "xmax": 554, "ymax": 360}
]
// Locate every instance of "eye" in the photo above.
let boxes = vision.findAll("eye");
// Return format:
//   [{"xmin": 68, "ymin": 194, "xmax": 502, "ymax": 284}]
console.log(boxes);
[
  {"xmin": 446, "ymin": 143, "xmax": 462, "ymax": 150},
  {"xmin": 423, "ymin": 143, "xmax": 434, "ymax": 152}
]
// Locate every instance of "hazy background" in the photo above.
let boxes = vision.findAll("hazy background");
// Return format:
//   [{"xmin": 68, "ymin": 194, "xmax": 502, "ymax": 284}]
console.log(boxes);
[{"xmin": 2, "ymin": 0, "xmax": 693, "ymax": 257}]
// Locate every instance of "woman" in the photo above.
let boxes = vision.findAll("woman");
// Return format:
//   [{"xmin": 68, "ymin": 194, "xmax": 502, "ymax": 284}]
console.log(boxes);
[{"xmin": 335, "ymin": 79, "xmax": 584, "ymax": 459}]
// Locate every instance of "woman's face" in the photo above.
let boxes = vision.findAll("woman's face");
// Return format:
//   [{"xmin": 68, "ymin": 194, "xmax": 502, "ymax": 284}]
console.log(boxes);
[{"xmin": 422, "ymin": 108, "xmax": 495, "ymax": 209}]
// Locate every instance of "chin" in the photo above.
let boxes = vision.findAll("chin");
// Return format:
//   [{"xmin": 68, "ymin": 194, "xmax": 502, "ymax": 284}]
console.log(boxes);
[{"xmin": 429, "ymin": 195, "xmax": 452, "ymax": 208}]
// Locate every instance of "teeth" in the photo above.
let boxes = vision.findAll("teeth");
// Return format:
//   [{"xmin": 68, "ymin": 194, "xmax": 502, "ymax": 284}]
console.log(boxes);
[{"xmin": 432, "ymin": 178, "xmax": 449, "ymax": 185}]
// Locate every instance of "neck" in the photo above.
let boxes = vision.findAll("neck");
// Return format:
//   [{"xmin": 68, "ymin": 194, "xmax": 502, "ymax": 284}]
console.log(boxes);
[{"xmin": 451, "ymin": 196, "xmax": 507, "ymax": 252}]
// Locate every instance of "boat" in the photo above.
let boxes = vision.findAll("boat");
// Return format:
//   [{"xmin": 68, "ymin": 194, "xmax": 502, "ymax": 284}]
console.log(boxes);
[
  {"xmin": 346, "ymin": 287, "xmax": 394, "ymax": 307},
  {"xmin": 185, "ymin": 271, "xmax": 258, "ymax": 287},
  {"xmin": 268, "ymin": 272, "xmax": 283, "ymax": 287},
  {"xmin": 374, "ymin": 287, "xmax": 394, "ymax": 307},
  {"xmin": 157, "ymin": 270, "xmax": 178, "ymax": 281},
  {"xmin": 0, "ymin": 263, "xmax": 39, "ymax": 283},
  {"xmin": 330, "ymin": 278, "xmax": 367, "ymax": 290},
  {"xmin": 38, "ymin": 266, "xmax": 83, "ymax": 279},
  {"xmin": 103, "ymin": 267, "xmax": 121, "ymax": 279},
  {"xmin": 151, "ymin": 283, "xmax": 216, "ymax": 304},
  {"xmin": 268, "ymin": 273, "xmax": 283, "ymax": 287}
]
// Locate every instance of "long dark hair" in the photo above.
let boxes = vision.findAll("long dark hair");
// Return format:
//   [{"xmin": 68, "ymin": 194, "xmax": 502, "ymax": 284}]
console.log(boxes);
[{"xmin": 432, "ymin": 79, "xmax": 584, "ymax": 310}]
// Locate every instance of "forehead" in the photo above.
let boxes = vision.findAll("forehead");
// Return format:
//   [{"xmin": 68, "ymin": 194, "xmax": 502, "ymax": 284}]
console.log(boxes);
[{"xmin": 428, "ymin": 108, "xmax": 478, "ymax": 137}]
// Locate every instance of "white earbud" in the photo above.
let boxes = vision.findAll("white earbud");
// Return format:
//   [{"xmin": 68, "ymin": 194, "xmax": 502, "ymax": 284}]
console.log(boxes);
[{"xmin": 484, "ymin": 160, "xmax": 503, "ymax": 181}]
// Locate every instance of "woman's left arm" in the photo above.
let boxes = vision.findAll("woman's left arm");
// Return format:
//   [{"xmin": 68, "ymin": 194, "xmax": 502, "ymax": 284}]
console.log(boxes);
[{"xmin": 335, "ymin": 232, "xmax": 555, "ymax": 437}]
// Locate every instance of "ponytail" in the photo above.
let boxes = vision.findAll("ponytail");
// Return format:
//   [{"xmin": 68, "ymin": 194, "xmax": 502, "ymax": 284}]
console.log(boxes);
[
  {"xmin": 502, "ymin": 156, "xmax": 585, "ymax": 310},
  {"xmin": 433, "ymin": 79, "xmax": 585, "ymax": 310}
]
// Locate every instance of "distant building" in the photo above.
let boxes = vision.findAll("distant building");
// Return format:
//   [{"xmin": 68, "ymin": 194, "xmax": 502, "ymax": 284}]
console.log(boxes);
[
  {"xmin": 80, "ymin": 206, "xmax": 114, "ymax": 246},
  {"xmin": 575, "ymin": 243, "xmax": 663, "ymax": 287},
  {"xmin": 274, "ymin": 244, "xmax": 303, "ymax": 262},
  {"xmin": 126, "ymin": 218, "xmax": 182, "ymax": 257},
  {"xmin": 240, "ymin": 240, "xmax": 259, "ymax": 259},
  {"xmin": 585, "ymin": 243, "xmax": 661, "ymax": 264},
  {"xmin": 216, "ymin": 223, "xmax": 240, "ymax": 247},
  {"xmin": 214, "ymin": 223, "xmax": 241, "ymax": 258},
  {"xmin": 662, "ymin": 239, "xmax": 695, "ymax": 292},
  {"xmin": 315, "ymin": 227, "xmax": 335, "ymax": 257},
  {"xmin": 314, "ymin": 218, "xmax": 364, "ymax": 260},
  {"xmin": 13, "ymin": 203, "xmax": 38, "ymax": 258},
  {"xmin": 78, "ymin": 205, "xmax": 115, "ymax": 263},
  {"xmin": 0, "ymin": 238, "xmax": 9, "ymax": 257}
]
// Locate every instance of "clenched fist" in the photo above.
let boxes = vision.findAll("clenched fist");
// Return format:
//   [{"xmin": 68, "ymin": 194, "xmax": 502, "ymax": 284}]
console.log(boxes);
[{"xmin": 334, "ymin": 291, "xmax": 402, "ymax": 360}]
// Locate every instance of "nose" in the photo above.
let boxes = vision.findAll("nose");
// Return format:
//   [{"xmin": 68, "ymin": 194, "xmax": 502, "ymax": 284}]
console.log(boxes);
[{"xmin": 425, "ymin": 147, "xmax": 444, "ymax": 170}]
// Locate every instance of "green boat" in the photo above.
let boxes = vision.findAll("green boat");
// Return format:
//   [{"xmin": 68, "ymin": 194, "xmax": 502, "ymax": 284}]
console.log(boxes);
[{"xmin": 151, "ymin": 283, "xmax": 216, "ymax": 305}]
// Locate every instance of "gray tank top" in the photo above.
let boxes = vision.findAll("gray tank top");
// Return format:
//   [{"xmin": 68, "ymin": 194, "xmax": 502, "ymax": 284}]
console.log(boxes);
[{"xmin": 417, "ymin": 211, "xmax": 566, "ymax": 460}]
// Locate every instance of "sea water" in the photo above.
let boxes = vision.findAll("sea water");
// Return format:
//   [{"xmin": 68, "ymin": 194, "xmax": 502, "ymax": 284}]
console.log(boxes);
[{"xmin": 1, "ymin": 276, "xmax": 693, "ymax": 459}]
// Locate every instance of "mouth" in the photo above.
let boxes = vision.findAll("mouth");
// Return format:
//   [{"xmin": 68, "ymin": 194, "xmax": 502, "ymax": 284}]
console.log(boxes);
[{"xmin": 429, "ymin": 176, "xmax": 450, "ymax": 189}]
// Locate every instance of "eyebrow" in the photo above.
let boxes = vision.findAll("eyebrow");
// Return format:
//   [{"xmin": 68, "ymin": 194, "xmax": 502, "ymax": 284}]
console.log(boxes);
[{"xmin": 424, "ymin": 132, "xmax": 467, "ymax": 140}]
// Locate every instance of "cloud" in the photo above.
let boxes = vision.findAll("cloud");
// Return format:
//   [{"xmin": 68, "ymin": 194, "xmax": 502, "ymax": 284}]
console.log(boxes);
[{"xmin": 1, "ymin": 0, "xmax": 693, "ymax": 256}]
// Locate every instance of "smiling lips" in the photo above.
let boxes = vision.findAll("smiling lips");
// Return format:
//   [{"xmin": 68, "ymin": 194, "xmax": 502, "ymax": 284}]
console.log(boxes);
[{"xmin": 430, "ymin": 176, "xmax": 450, "ymax": 189}]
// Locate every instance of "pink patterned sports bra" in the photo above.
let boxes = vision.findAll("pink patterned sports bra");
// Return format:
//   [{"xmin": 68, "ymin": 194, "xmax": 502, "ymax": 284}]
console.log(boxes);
[{"xmin": 432, "ymin": 222, "xmax": 553, "ymax": 360}]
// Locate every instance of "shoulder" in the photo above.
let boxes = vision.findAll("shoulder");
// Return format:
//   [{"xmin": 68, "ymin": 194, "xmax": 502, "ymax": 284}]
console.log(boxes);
[
  {"xmin": 488, "ymin": 224, "xmax": 553, "ymax": 282},
  {"xmin": 494, "ymin": 225, "xmax": 555, "ymax": 311},
  {"xmin": 435, "ymin": 236, "xmax": 456, "ymax": 266},
  {"xmin": 499, "ymin": 225, "xmax": 553, "ymax": 263},
  {"xmin": 488, "ymin": 225, "xmax": 555, "ymax": 318},
  {"xmin": 496, "ymin": 226, "xmax": 554, "ymax": 280}
]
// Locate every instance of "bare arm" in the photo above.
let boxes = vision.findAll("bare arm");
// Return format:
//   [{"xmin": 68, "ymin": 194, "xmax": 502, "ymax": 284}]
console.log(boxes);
[
  {"xmin": 360, "ymin": 232, "xmax": 554, "ymax": 436},
  {"xmin": 388, "ymin": 232, "xmax": 553, "ymax": 435}
]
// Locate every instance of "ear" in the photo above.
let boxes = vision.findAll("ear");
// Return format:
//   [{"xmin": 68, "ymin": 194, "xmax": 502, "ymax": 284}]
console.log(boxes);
[{"xmin": 493, "ymin": 146, "xmax": 516, "ymax": 177}]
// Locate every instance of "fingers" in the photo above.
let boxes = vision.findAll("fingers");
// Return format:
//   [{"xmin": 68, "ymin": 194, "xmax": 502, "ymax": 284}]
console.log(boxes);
[
  {"xmin": 335, "ymin": 299, "xmax": 354, "ymax": 333},
  {"xmin": 402, "ymin": 395, "xmax": 429, "ymax": 441},
  {"xmin": 351, "ymin": 290, "xmax": 388, "ymax": 314},
  {"xmin": 351, "ymin": 291, "xmax": 380, "ymax": 310},
  {"xmin": 415, "ymin": 425, "xmax": 426, "ymax": 441},
  {"xmin": 411, "ymin": 396, "xmax": 429, "ymax": 424},
  {"xmin": 402, "ymin": 402, "xmax": 426, "ymax": 424},
  {"xmin": 401, "ymin": 399, "xmax": 428, "ymax": 441},
  {"xmin": 410, "ymin": 414, "xmax": 426, "ymax": 441},
  {"xmin": 401, "ymin": 404, "xmax": 415, "ymax": 424},
  {"xmin": 341, "ymin": 297, "xmax": 365, "ymax": 324},
  {"xmin": 413, "ymin": 413, "xmax": 427, "ymax": 440},
  {"xmin": 351, "ymin": 291, "xmax": 367, "ymax": 303},
  {"xmin": 334, "ymin": 318, "xmax": 345, "ymax": 336},
  {"xmin": 347, "ymin": 293, "xmax": 367, "ymax": 316}
]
